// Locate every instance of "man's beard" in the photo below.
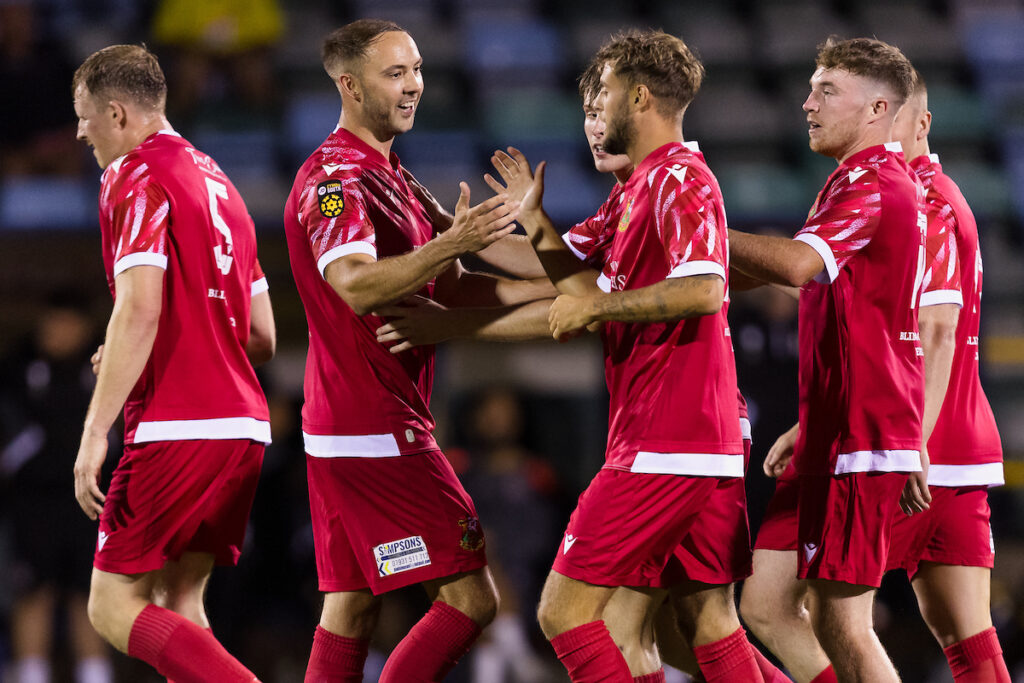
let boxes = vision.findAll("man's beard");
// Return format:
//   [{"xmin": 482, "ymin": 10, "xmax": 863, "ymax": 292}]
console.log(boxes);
[
  {"xmin": 363, "ymin": 89, "xmax": 408, "ymax": 142},
  {"xmin": 603, "ymin": 98, "xmax": 636, "ymax": 156}
]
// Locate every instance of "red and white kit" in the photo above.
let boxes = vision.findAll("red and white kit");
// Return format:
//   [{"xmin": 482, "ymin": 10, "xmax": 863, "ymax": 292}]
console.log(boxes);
[
  {"xmin": 888, "ymin": 153, "xmax": 1002, "ymax": 578},
  {"xmin": 792, "ymin": 142, "xmax": 926, "ymax": 587},
  {"xmin": 554, "ymin": 141, "xmax": 745, "ymax": 586},
  {"xmin": 95, "ymin": 130, "xmax": 270, "ymax": 574},
  {"xmin": 285, "ymin": 128, "xmax": 485, "ymax": 594}
]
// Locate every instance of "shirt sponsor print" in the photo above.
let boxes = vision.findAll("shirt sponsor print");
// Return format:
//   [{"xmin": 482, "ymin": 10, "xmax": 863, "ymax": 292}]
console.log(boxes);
[{"xmin": 373, "ymin": 535, "xmax": 431, "ymax": 577}]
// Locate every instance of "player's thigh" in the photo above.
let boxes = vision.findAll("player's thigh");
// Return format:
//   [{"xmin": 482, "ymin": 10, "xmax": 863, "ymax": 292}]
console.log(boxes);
[
  {"xmin": 911, "ymin": 563, "xmax": 993, "ymax": 647},
  {"xmin": 603, "ymin": 586, "xmax": 667, "ymax": 641},
  {"xmin": 321, "ymin": 589, "xmax": 383, "ymax": 639},
  {"xmin": 742, "ymin": 549, "xmax": 805, "ymax": 615},
  {"xmin": 806, "ymin": 579, "xmax": 876, "ymax": 642},
  {"xmin": 153, "ymin": 551, "xmax": 215, "ymax": 614},
  {"xmin": 538, "ymin": 570, "xmax": 616, "ymax": 635},
  {"xmin": 88, "ymin": 567, "xmax": 158, "ymax": 650},
  {"xmin": 425, "ymin": 566, "xmax": 499, "ymax": 624},
  {"xmin": 669, "ymin": 580, "xmax": 738, "ymax": 646}
]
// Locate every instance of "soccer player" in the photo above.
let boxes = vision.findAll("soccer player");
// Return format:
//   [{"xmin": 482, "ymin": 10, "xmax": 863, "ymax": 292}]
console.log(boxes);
[
  {"xmin": 284, "ymin": 20, "xmax": 553, "ymax": 682},
  {"xmin": 71, "ymin": 45, "xmax": 274, "ymax": 683},
  {"xmin": 504, "ymin": 30, "xmax": 761, "ymax": 682},
  {"xmin": 884, "ymin": 73, "xmax": 1011, "ymax": 682},
  {"xmin": 728, "ymin": 37, "xmax": 924, "ymax": 682}
]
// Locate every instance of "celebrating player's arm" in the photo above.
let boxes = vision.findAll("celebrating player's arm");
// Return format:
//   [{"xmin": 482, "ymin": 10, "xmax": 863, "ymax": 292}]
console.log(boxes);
[
  {"xmin": 74, "ymin": 265, "xmax": 163, "ymax": 520},
  {"xmin": 404, "ymin": 166, "xmax": 547, "ymax": 280},
  {"xmin": 325, "ymin": 182, "xmax": 518, "ymax": 316}
]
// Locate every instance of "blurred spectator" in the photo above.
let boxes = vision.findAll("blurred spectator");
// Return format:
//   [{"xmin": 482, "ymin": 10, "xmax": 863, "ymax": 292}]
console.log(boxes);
[
  {"xmin": 0, "ymin": 2, "xmax": 80, "ymax": 177},
  {"xmin": 456, "ymin": 388, "xmax": 563, "ymax": 683},
  {"xmin": 0, "ymin": 290, "xmax": 114, "ymax": 683},
  {"xmin": 150, "ymin": 0, "xmax": 284, "ymax": 123}
]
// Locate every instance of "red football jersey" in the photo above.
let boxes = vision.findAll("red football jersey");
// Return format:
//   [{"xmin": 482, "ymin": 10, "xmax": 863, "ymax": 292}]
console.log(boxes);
[
  {"xmin": 587, "ymin": 141, "xmax": 743, "ymax": 475},
  {"xmin": 565, "ymin": 178, "xmax": 750, "ymax": 446},
  {"xmin": 285, "ymin": 127, "xmax": 439, "ymax": 457},
  {"xmin": 913, "ymin": 154, "xmax": 1003, "ymax": 486},
  {"xmin": 792, "ymin": 142, "xmax": 925, "ymax": 476},
  {"xmin": 97, "ymin": 131, "xmax": 270, "ymax": 444}
]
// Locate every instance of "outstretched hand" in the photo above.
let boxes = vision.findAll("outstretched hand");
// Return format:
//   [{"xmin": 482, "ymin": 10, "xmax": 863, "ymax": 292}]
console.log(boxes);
[
  {"xmin": 484, "ymin": 147, "xmax": 546, "ymax": 216},
  {"xmin": 444, "ymin": 182, "xmax": 519, "ymax": 254}
]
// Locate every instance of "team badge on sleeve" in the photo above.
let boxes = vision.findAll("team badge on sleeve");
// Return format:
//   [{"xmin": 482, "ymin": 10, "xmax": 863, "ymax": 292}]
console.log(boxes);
[{"xmin": 317, "ymin": 180, "xmax": 344, "ymax": 217}]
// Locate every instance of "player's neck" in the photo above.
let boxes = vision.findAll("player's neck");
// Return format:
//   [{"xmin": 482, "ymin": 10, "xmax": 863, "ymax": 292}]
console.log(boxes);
[
  {"xmin": 337, "ymin": 114, "xmax": 394, "ymax": 160},
  {"xmin": 628, "ymin": 114, "xmax": 684, "ymax": 167},
  {"xmin": 835, "ymin": 125, "xmax": 892, "ymax": 164},
  {"xmin": 121, "ymin": 115, "xmax": 172, "ymax": 158}
]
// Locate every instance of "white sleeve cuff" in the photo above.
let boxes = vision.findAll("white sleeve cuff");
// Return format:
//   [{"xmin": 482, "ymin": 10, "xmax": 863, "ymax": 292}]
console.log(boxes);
[
  {"xmin": 794, "ymin": 232, "xmax": 839, "ymax": 283},
  {"xmin": 317, "ymin": 241, "xmax": 377, "ymax": 278},
  {"xmin": 113, "ymin": 252, "xmax": 168, "ymax": 278},
  {"xmin": 668, "ymin": 260, "xmax": 725, "ymax": 280},
  {"xmin": 562, "ymin": 232, "xmax": 588, "ymax": 262},
  {"xmin": 920, "ymin": 289, "xmax": 963, "ymax": 308},
  {"xmin": 251, "ymin": 277, "xmax": 269, "ymax": 296}
]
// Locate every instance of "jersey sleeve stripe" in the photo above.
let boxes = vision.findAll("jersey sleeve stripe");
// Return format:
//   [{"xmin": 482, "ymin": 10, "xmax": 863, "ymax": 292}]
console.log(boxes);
[
  {"xmin": 630, "ymin": 451, "xmax": 744, "ymax": 477},
  {"xmin": 134, "ymin": 417, "xmax": 271, "ymax": 444},
  {"xmin": 739, "ymin": 417, "xmax": 752, "ymax": 441},
  {"xmin": 113, "ymin": 252, "xmax": 168, "ymax": 277},
  {"xmin": 833, "ymin": 449, "xmax": 921, "ymax": 474},
  {"xmin": 668, "ymin": 260, "xmax": 726, "ymax": 280},
  {"xmin": 920, "ymin": 289, "xmax": 964, "ymax": 308},
  {"xmin": 303, "ymin": 432, "xmax": 402, "ymax": 458},
  {"xmin": 794, "ymin": 232, "xmax": 839, "ymax": 282},
  {"xmin": 562, "ymin": 233, "xmax": 588, "ymax": 261},
  {"xmin": 250, "ymin": 277, "xmax": 269, "ymax": 297},
  {"xmin": 927, "ymin": 462, "xmax": 1004, "ymax": 487},
  {"xmin": 317, "ymin": 241, "xmax": 377, "ymax": 278}
]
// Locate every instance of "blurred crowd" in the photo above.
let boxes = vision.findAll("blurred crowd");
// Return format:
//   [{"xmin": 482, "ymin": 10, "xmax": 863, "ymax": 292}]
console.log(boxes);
[{"xmin": 2, "ymin": 1, "xmax": 1023, "ymax": 681}]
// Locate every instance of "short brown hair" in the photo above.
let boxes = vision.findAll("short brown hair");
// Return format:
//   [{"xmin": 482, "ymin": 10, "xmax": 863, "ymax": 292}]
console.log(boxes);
[
  {"xmin": 593, "ymin": 29, "xmax": 704, "ymax": 117},
  {"xmin": 816, "ymin": 37, "xmax": 915, "ymax": 106},
  {"xmin": 577, "ymin": 60, "xmax": 602, "ymax": 103},
  {"xmin": 72, "ymin": 44, "xmax": 166, "ymax": 110},
  {"xmin": 322, "ymin": 19, "xmax": 406, "ymax": 79}
]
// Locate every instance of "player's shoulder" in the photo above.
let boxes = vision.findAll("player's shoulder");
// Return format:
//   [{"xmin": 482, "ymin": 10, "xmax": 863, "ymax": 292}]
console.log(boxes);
[{"xmin": 646, "ymin": 149, "xmax": 713, "ymax": 191}]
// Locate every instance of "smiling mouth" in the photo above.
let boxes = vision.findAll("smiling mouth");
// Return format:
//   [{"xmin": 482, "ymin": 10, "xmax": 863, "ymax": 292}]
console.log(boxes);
[{"xmin": 398, "ymin": 102, "xmax": 416, "ymax": 113}]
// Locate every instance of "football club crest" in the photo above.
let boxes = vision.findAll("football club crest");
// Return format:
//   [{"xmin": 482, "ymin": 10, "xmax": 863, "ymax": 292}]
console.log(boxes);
[
  {"xmin": 458, "ymin": 517, "xmax": 485, "ymax": 551},
  {"xmin": 317, "ymin": 180, "xmax": 344, "ymax": 217},
  {"xmin": 617, "ymin": 197, "xmax": 635, "ymax": 232}
]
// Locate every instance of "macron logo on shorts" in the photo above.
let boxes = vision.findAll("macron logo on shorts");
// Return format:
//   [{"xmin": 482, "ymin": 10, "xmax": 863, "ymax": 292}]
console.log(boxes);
[
  {"xmin": 97, "ymin": 530, "xmax": 109, "ymax": 552},
  {"xmin": 563, "ymin": 534, "xmax": 578, "ymax": 555},
  {"xmin": 803, "ymin": 542, "xmax": 818, "ymax": 564}
]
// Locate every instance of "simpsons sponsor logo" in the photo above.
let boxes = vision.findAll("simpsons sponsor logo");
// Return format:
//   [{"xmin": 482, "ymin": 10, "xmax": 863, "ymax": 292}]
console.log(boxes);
[{"xmin": 373, "ymin": 535, "xmax": 430, "ymax": 577}]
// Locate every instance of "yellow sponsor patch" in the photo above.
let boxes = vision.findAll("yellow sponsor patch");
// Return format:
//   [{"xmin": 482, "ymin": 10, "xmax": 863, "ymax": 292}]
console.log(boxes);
[{"xmin": 317, "ymin": 180, "xmax": 344, "ymax": 217}]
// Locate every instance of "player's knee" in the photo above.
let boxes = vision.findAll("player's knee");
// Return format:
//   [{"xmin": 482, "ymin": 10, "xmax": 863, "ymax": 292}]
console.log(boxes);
[
  {"xmin": 738, "ymin": 586, "xmax": 773, "ymax": 634},
  {"xmin": 536, "ymin": 598, "xmax": 562, "ymax": 639},
  {"xmin": 86, "ymin": 588, "xmax": 117, "ymax": 644}
]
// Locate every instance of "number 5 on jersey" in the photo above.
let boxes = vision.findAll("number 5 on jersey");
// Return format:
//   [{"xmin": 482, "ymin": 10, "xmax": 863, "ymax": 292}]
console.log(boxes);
[{"xmin": 206, "ymin": 178, "xmax": 234, "ymax": 275}]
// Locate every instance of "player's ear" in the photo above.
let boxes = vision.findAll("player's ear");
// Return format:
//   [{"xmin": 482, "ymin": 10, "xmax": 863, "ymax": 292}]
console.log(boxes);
[
  {"xmin": 109, "ymin": 100, "xmax": 129, "ymax": 130},
  {"xmin": 634, "ymin": 85, "xmax": 651, "ymax": 110},
  {"xmin": 339, "ymin": 73, "xmax": 361, "ymax": 102}
]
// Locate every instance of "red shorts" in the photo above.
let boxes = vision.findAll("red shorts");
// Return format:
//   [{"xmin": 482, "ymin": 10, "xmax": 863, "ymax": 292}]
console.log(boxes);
[
  {"xmin": 886, "ymin": 486, "xmax": 994, "ymax": 579},
  {"xmin": 797, "ymin": 472, "xmax": 908, "ymax": 587},
  {"xmin": 754, "ymin": 464, "xmax": 799, "ymax": 552},
  {"xmin": 658, "ymin": 438, "xmax": 753, "ymax": 586},
  {"xmin": 306, "ymin": 450, "xmax": 487, "ymax": 595},
  {"xmin": 552, "ymin": 468, "xmax": 725, "ymax": 587},
  {"xmin": 95, "ymin": 440, "xmax": 263, "ymax": 575}
]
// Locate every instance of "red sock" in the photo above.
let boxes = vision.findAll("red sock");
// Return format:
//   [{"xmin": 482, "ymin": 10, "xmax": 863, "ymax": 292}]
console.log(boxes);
[
  {"xmin": 752, "ymin": 647, "xmax": 792, "ymax": 682},
  {"xmin": 692, "ymin": 628, "xmax": 764, "ymax": 683},
  {"xmin": 943, "ymin": 627, "xmax": 1011, "ymax": 682},
  {"xmin": 127, "ymin": 604, "xmax": 257, "ymax": 683},
  {"xmin": 378, "ymin": 601, "xmax": 482, "ymax": 682},
  {"xmin": 633, "ymin": 671, "xmax": 666, "ymax": 683},
  {"xmin": 304, "ymin": 626, "xmax": 369, "ymax": 683},
  {"xmin": 549, "ymin": 621, "xmax": 632, "ymax": 683},
  {"xmin": 810, "ymin": 664, "xmax": 838, "ymax": 683}
]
